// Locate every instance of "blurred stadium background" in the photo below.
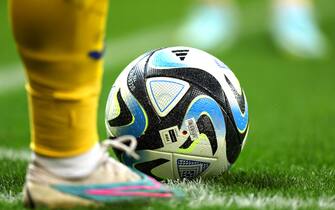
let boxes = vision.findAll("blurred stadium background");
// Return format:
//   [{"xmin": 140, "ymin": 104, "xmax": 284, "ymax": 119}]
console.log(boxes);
[{"xmin": 0, "ymin": 0, "xmax": 334, "ymax": 209}]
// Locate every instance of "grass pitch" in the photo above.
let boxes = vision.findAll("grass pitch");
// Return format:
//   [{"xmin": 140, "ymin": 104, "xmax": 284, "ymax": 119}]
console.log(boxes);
[{"xmin": 0, "ymin": 0, "xmax": 335, "ymax": 209}]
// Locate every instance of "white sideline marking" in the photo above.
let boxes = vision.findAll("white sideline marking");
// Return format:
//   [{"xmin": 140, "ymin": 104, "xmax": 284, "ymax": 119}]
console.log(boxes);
[
  {"xmin": 0, "ymin": 147, "xmax": 30, "ymax": 161},
  {"xmin": 168, "ymin": 180, "xmax": 335, "ymax": 209},
  {"xmin": 0, "ymin": 150, "xmax": 334, "ymax": 209},
  {"xmin": 0, "ymin": 25, "xmax": 174, "ymax": 96},
  {"xmin": 1, "ymin": 182, "xmax": 335, "ymax": 209},
  {"xmin": 0, "ymin": 64, "xmax": 25, "ymax": 95},
  {"xmin": 105, "ymin": 25, "xmax": 174, "ymax": 67},
  {"xmin": 0, "ymin": 193, "xmax": 21, "ymax": 204}
]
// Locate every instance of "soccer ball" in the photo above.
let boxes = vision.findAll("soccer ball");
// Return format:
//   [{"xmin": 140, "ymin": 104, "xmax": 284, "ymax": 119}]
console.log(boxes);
[{"xmin": 105, "ymin": 46, "xmax": 249, "ymax": 180}]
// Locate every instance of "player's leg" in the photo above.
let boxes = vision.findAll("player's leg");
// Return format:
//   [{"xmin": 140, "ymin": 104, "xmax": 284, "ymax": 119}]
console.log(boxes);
[
  {"xmin": 177, "ymin": 0, "xmax": 238, "ymax": 51},
  {"xmin": 272, "ymin": 0, "xmax": 328, "ymax": 58},
  {"xmin": 10, "ymin": 0, "xmax": 180, "ymax": 208},
  {"xmin": 10, "ymin": 0, "xmax": 104, "ymax": 160}
]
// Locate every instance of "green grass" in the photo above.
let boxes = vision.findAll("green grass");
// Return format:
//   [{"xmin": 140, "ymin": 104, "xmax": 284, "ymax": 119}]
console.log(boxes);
[{"xmin": 1, "ymin": 0, "xmax": 335, "ymax": 209}]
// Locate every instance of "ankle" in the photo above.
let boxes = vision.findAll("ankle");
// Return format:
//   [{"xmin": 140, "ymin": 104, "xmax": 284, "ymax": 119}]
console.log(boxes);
[{"xmin": 33, "ymin": 143, "xmax": 103, "ymax": 178}]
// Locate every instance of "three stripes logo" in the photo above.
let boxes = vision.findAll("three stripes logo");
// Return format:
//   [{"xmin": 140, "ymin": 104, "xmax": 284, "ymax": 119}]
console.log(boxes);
[{"xmin": 172, "ymin": 49, "xmax": 189, "ymax": 61}]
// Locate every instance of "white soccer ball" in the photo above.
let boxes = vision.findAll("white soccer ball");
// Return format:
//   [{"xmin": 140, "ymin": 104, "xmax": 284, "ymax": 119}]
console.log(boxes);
[{"xmin": 105, "ymin": 46, "xmax": 249, "ymax": 180}]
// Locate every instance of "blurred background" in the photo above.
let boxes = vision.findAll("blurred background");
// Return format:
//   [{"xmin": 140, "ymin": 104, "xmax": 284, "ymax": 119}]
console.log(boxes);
[{"xmin": 0, "ymin": 0, "xmax": 334, "ymax": 201}]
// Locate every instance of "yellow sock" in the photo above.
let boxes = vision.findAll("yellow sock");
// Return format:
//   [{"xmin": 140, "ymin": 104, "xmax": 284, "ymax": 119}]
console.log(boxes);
[{"xmin": 10, "ymin": 0, "xmax": 109, "ymax": 157}]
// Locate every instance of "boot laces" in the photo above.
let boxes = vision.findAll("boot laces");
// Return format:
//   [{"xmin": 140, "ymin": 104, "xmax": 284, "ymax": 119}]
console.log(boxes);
[{"xmin": 102, "ymin": 135, "xmax": 140, "ymax": 160}]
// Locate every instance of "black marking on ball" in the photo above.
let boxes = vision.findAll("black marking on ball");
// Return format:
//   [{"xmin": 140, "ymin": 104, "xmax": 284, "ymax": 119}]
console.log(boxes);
[
  {"xmin": 178, "ymin": 115, "xmax": 218, "ymax": 155},
  {"xmin": 224, "ymin": 75, "xmax": 246, "ymax": 114},
  {"xmin": 134, "ymin": 158, "xmax": 170, "ymax": 181},
  {"xmin": 197, "ymin": 115, "xmax": 218, "ymax": 155},
  {"xmin": 108, "ymin": 90, "xmax": 133, "ymax": 127},
  {"xmin": 224, "ymin": 109, "xmax": 242, "ymax": 164}
]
